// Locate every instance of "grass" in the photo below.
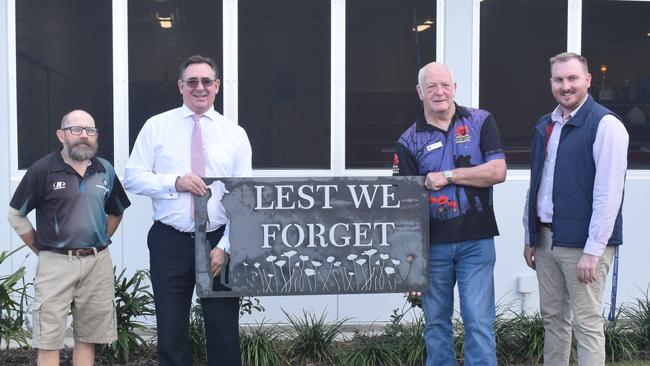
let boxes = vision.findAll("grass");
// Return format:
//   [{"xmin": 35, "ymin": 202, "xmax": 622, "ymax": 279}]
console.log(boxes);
[{"xmin": 283, "ymin": 309, "xmax": 348, "ymax": 365}]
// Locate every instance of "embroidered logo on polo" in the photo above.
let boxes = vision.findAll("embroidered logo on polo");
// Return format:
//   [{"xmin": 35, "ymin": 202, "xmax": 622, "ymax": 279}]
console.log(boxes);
[
  {"xmin": 52, "ymin": 181, "xmax": 66, "ymax": 190},
  {"xmin": 455, "ymin": 125, "xmax": 471, "ymax": 144},
  {"xmin": 392, "ymin": 153, "xmax": 400, "ymax": 175},
  {"xmin": 96, "ymin": 178, "xmax": 110, "ymax": 194}
]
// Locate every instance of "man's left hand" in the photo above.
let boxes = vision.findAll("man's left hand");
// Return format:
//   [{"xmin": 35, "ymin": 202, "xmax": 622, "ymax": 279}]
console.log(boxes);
[
  {"xmin": 576, "ymin": 253, "xmax": 600, "ymax": 284},
  {"xmin": 210, "ymin": 247, "xmax": 229, "ymax": 276}
]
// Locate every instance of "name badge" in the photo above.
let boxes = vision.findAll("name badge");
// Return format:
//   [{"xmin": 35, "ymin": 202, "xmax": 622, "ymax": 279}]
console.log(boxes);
[{"xmin": 426, "ymin": 141, "xmax": 443, "ymax": 151}]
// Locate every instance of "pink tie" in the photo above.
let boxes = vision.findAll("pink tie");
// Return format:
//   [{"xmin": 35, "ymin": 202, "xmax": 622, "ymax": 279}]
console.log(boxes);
[{"xmin": 191, "ymin": 114, "xmax": 206, "ymax": 177}]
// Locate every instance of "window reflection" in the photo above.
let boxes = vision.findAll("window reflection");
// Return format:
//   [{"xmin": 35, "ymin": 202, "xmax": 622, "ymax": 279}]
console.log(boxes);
[
  {"xmin": 346, "ymin": 0, "xmax": 435, "ymax": 169},
  {"xmin": 128, "ymin": 0, "xmax": 223, "ymax": 152},
  {"xmin": 16, "ymin": 0, "xmax": 113, "ymax": 168},
  {"xmin": 239, "ymin": 0, "xmax": 330, "ymax": 169},
  {"xmin": 480, "ymin": 0, "xmax": 567, "ymax": 166},
  {"xmin": 583, "ymin": 0, "xmax": 650, "ymax": 167}
]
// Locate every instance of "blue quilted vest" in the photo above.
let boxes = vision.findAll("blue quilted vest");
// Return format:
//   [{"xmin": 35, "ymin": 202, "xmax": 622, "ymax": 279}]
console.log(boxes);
[{"xmin": 527, "ymin": 95, "xmax": 623, "ymax": 248}]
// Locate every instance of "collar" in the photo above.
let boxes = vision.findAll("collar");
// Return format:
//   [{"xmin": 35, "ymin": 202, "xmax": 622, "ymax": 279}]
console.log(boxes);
[
  {"xmin": 180, "ymin": 104, "xmax": 218, "ymax": 122},
  {"xmin": 48, "ymin": 149, "xmax": 105, "ymax": 175},
  {"xmin": 550, "ymin": 94, "xmax": 591, "ymax": 125},
  {"xmin": 415, "ymin": 103, "xmax": 471, "ymax": 133}
]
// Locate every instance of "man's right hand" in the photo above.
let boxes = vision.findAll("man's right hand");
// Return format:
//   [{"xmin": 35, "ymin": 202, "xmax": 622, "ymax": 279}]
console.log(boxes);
[
  {"xmin": 523, "ymin": 245, "xmax": 536, "ymax": 270},
  {"xmin": 175, "ymin": 173, "xmax": 208, "ymax": 196}
]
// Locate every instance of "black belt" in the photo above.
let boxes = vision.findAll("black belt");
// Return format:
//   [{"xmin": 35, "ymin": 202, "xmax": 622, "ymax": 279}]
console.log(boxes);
[
  {"xmin": 154, "ymin": 221, "xmax": 225, "ymax": 247},
  {"xmin": 48, "ymin": 246, "xmax": 107, "ymax": 257},
  {"xmin": 540, "ymin": 222, "xmax": 553, "ymax": 230}
]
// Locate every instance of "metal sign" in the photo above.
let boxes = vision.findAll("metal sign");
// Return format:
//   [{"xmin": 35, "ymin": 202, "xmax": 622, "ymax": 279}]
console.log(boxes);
[{"xmin": 195, "ymin": 176, "xmax": 429, "ymax": 297}]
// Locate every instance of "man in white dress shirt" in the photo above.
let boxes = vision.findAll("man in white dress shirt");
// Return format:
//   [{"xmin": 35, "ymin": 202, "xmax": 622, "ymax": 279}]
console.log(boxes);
[
  {"xmin": 124, "ymin": 55, "xmax": 252, "ymax": 366},
  {"xmin": 523, "ymin": 52, "xmax": 628, "ymax": 366}
]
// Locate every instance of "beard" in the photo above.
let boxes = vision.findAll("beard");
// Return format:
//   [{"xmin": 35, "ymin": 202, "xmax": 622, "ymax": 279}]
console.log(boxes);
[{"xmin": 67, "ymin": 140, "xmax": 98, "ymax": 161}]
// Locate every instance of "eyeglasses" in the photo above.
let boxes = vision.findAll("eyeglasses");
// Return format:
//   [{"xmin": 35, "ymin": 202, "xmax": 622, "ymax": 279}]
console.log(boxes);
[
  {"xmin": 61, "ymin": 126, "xmax": 98, "ymax": 136},
  {"xmin": 182, "ymin": 78, "xmax": 216, "ymax": 88}
]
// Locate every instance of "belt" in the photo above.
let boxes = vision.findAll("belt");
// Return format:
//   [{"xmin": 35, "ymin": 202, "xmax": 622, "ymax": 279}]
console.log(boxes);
[
  {"xmin": 48, "ymin": 246, "xmax": 107, "ymax": 257},
  {"xmin": 540, "ymin": 222, "xmax": 553, "ymax": 230},
  {"xmin": 154, "ymin": 221, "xmax": 225, "ymax": 245}
]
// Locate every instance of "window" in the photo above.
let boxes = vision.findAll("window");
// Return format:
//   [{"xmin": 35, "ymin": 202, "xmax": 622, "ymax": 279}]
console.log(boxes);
[
  {"xmin": 128, "ymin": 0, "xmax": 223, "ymax": 151},
  {"xmin": 239, "ymin": 0, "xmax": 330, "ymax": 169},
  {"xmin": 16, "ymin": 0, "xmax": 113, "ymax": 168},
  {"xmin": 346, "ymin": 0, "xmax": 435, "ymax": 169},
  {"xmin": 479, "ymin": 0, "xmax": 567, "ymax": 166},
  {"xmin": 583, "ymin": 0, "xmax": 650, "ymax": 168}
]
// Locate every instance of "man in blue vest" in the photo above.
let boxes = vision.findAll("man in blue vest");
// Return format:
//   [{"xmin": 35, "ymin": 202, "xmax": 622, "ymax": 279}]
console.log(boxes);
[{"xmin": 523, "ymin": 52, "xmax": 628, "ymax": 365}]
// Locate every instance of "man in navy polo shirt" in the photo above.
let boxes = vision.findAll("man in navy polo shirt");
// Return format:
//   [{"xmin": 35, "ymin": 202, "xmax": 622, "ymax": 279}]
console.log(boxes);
[
  {"xmin": 7, "ymin": 110, "xmax": 130, "ymax": 366},
  {"xmin": 394, "ymin": 62, "xmax": 506, "ymax": 366}
]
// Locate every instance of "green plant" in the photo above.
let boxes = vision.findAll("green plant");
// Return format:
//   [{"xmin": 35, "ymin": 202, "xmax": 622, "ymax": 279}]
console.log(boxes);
[
  {"xmin": 0, "ymin": 246, "xmax": 31, "ymax": 350},
  {"xmin": 606, "ymin": 307, "xmax": 639, "ymax": 362},
  {"xmin": 384, "ymin": 300, "xmax": 426, "ymax": 365},
  {"xmin": 622, "ymin": 286, "xmax": 650, "ymax": 353},
  {"xmin": 510, "ymin": 311, "xmax": 545, "ymax": 364},
  {"xmin": 452, "ymin": 315, "xmax": 464, "ymax": 364},
  {"xmin": 188, "ymin": 296, "xmax": 265, "ymax": 365},
  {"xmin": 240, "ymin": 321, "xmax": 288, "ymax": 366},
  {"xmin": 283, "ymin": 309, "xmax": 347, "ymax": 364},
  {"xmin": 189, "ymin": 299, "xmax": 207, "ymax": 365},
  {"xmin": 340, "ymin": 333, "xmax": 401, "ymax": 366},
  {"xmin": 98, "ymin": 268, "xmax": 155, "ymax": 364}
]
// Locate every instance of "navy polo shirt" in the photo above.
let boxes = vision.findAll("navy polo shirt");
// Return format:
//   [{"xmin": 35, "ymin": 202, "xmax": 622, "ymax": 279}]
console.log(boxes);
[
  {"xmin": 10, "ymin": 150, "xmax": 131, "ymax": 250},
  {"xmin": 394, "ymin": 105, "xmax": 505, "ymax": 244}
]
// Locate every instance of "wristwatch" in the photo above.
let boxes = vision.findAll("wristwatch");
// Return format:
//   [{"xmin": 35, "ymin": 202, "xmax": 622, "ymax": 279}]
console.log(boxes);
[{"xmin": 443, "ymin": 170, "xmax": 453, "ymax": 185}]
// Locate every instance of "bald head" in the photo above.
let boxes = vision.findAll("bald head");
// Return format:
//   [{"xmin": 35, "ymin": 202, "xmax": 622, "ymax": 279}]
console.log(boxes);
[
  {"xmin": 418, "ymin": 62, "xmax": 455, "ymax": 87},
  {"xmin": 61, "ymin": 110, "xmax": 95, "ymax": 129}
]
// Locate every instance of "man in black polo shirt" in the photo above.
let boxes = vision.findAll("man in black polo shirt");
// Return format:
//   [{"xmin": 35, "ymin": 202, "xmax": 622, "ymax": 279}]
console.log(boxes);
[{"xmin": 7, "ymin": 110, "xmax": 130, "ymax": 366}]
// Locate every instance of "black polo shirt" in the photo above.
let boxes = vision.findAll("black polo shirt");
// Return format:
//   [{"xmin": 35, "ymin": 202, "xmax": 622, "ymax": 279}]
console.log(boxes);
[{"xmin": 10, "ymin": 150, "xmax": 131, "ymax": 250}]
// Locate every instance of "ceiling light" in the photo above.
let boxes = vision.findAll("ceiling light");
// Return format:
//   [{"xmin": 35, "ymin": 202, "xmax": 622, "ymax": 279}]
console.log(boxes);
[
  {"xmin": 156, "ymin": 11, "xmax": 173, "ymax": 29},
  {"xmin": 412, "ymin": 20, "xmax": 434, "ymax": 32}
]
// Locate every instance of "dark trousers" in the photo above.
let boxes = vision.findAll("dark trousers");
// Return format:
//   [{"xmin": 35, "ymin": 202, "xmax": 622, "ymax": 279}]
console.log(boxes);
[{"xmin": 148, "ymin": 221, "xmax": 240, "ymax": 366}]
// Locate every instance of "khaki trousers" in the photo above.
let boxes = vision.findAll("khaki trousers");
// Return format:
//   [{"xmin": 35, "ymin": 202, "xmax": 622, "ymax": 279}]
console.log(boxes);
[{"xmin": 535, "ymin": 226, "xmax": 613, "ymax": 366}]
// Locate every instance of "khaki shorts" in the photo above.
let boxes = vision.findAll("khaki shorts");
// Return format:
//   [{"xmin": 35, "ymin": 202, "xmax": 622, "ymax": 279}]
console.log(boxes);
[{"xmin": 31, "ymin": 249, "xmax": 117, "ymax": 350}]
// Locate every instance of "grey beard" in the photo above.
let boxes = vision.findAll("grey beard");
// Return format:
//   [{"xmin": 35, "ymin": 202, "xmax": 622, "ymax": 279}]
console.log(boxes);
[{"xmin": 69, "ymin": 142, "xmax": 98, "ymax": 161}]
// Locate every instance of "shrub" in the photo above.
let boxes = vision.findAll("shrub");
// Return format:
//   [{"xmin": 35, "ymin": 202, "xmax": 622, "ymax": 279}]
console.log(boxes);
[
  {"xmin": 340, "ymin": 333, "xmax": 401, "ymax": 366},
  {"xmin": 189, "ymin": 299, "xmax": 207, "ymax": 365},
  {"xmin": 606, "ymin": 307, "xmax": 639, "ymax": 362},
  {"xmin": 622, "ymin": 286, "xmax": 650, "ymax": 354},
  {"xmin": 189, "ymin": 296, "xmax": 265, "ymax": 365},
  {"xmin": 283, "ymin": 309, "xmax": 347, "ymax": 364},
  {"xmin": 0, "ymin": 246, "xmax": 31, "ymax": 350},
  {"xmin": 240, "ymin": 321, "xmax": 288, "ymax": 366},
  {"xmin": 98, "ymin": 268, "xmax": 155, "ymax": 363},
  {"xmin": 384, "ymin": 300, "xmax": 426, "ymax": 365}
]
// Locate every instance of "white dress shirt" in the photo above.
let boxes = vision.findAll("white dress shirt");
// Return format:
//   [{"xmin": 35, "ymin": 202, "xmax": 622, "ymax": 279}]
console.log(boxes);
[
  {"xmin": 524, "ymin": 96, "xmax": 628, "ymax": 256},
  {"xmin": 124, "ymin": 105, "xmax": 253, "ymax": 252}
]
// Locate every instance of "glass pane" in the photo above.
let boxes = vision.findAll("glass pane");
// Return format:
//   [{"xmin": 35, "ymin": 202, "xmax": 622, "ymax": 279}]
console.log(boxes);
[
  {"xmin": 16, "ymin": 0, "xmax": 113, "ymax": 169},
  {"xmin": 128, "ymin": 0, "xmax": 223, "ymax": 152},
  {"xmin": 239, "ymin": 0, "xmax": 330, "ymax": 169},
  {"xmin": 480, "ymin": 0, "xmax": 567, "ymax": 166},
  {"xmin": 346, "ymin": 0, "xmax": 436, "ymax": 169},
  {"xmin": 583, "ymin": 0, "xmax": 650, "ymax": 168}
]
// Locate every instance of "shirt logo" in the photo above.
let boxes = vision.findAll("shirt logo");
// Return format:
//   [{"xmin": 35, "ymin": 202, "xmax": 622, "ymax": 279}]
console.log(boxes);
[
  {"xmin": 392, "ymin": 153, "xmax": 400, "ymax": 175},
  {"xmin": 455, "ymin": 125, "xmax": 471, "ymax": 144},
  {"xmin": 52, "ymin": 181, "xmax": 66, "ymax": 190}
]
